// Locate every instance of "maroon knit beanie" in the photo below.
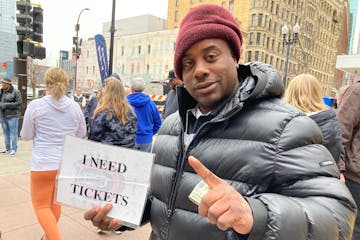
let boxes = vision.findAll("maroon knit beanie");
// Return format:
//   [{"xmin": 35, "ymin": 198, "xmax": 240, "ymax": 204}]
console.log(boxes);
[{"xmin": 174, "ymin": 4, "xmax": 243, "ymax": 80}]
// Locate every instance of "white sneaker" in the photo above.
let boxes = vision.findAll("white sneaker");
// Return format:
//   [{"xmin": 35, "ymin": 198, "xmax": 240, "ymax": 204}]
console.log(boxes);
[
  {"xmin": 9, "ymin": 150, "xmax": 16, "ymax": 156},
  {"xmin": 1, "ymin": 149, "xmax": 9, "ymax": 154},
  {"xmin": 112, "ymin": 229, "xmax": 123, "ymax": 235}
]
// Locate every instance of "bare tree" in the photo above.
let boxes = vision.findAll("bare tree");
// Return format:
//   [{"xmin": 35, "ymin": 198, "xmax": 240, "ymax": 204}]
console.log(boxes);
[{"xmin": 26, "ymin": 56, "xmax": 46, "ymax": 99}]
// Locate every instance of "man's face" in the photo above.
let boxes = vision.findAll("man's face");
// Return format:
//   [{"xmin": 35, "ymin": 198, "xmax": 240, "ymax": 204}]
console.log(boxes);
[
  {"xmin": 181, "ymin": 39, "xmax": 239, "ymax": 113},
  {"xmin": 169, "ymin": 77, "xmax": 181, "ymax": 89},
  {"xmin": 1, "ymin": 82, "xmax": 10, "ymax": 90},
  {"xmin": 76, "ymin": 89, "xmax": 81, "ymax": 95}
]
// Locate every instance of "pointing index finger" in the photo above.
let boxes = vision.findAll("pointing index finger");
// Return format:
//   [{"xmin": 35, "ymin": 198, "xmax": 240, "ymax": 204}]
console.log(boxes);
[{"xmin": 188, "ymin": 156, "xmax": 222, "ymax": 188}]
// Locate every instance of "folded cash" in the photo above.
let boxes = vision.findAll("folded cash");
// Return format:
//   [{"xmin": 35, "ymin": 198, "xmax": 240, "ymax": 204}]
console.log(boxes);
[{"xmin": 188, "ymin": 180, "xmax": 210, "ymax": 206}]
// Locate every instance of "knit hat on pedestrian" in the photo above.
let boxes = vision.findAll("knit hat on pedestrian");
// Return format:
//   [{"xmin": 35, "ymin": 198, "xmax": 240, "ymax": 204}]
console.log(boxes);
[{"xmin": 174, "ymin": 4, "xmax": 243, "ymax": 80}]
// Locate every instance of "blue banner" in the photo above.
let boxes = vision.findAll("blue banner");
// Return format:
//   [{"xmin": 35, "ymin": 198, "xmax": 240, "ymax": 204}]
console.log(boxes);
[{"xmin": 94, "ymin": 34, "xmax": 109, "ymax": 86}]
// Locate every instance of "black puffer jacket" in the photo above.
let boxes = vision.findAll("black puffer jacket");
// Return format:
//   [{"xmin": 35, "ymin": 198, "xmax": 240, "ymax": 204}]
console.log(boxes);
[
  {"xmin": 309, "ymin": 109, "xmax": 342, "ymax": 164},
  {"xmin": 150, "ymin": 62, "xmax": 356, "ymax": 240},
  {"xmin": 0, "ymin": 85, "xmax": 22, "ymax": 118}
]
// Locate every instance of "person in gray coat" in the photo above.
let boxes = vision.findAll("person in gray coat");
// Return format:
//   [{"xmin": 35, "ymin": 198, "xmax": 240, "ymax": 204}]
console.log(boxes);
[
  {"xmin": 162, "ymin": 70, "xmax": 183, "ymax": 119},
  {"xmin": 0, "ymin": 77, "xmax": 22, "ymax": 156},
  {"xmin": 84, "ymin": 4, "xmax": 356, "ymax": 239}
]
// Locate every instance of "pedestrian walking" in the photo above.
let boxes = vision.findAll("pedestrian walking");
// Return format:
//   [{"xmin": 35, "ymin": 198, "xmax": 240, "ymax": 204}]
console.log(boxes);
[
  {"xmin": 20, "ymin": 67, "xmax": 87, "ymax": 240},
  {"xmin": 83, "ymin": 89, "xmax": 102, "ymax": 135},
  {"xmin": 127, "ymin": 77, "xmax": 162, "ymax": 152},
  {"xmin": 88, "ymin": 76, "xmax": 137, "ymax": 148},
  {"xmin": 84, "ymin": 4, "xmax": 356, "ymax": 240},
  {"xmin": 0, "ymin": 77, "xmax": 22, "ymax": 156},
  {"xmin": 71, "ymin": 88, "xmax": 86, "ymax": 109},
  {"xmin": 337, "ymin": 74, "xmax": 360, "ymax": 240},
  {"xmin": 283, "ymin": 74, "xmax": 342, "ymax": 165}
]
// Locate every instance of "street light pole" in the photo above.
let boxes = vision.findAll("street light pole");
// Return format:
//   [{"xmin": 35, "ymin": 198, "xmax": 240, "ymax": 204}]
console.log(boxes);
[
  {"xmin": 281, "ymin": 23, "xmax": 300, "ymax": 88},
  {"xmin": 108, "ymin": 0, "xmax": 116, "ymax": 75},
  {"xmin": 73, "ymin": 7, "xmax": 90, "ymax": 92}
]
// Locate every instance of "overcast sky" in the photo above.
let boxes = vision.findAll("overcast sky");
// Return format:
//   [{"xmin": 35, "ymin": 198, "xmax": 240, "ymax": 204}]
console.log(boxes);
[{"xmin": 36, "ymin": 0, "xmax": 168, "ymax": 65}]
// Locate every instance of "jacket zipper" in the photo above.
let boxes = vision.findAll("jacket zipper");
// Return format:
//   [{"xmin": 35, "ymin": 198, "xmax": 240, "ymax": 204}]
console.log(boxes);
[{"xmin": 164, "ymin": 103, "xmax": 243, "ymax": 239}]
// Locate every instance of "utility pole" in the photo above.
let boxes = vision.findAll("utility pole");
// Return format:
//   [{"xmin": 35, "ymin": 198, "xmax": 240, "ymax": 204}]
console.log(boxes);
[
  {"xmin": 73, "ymin": 8, "xmax": 90, "ymax": 92},
  {"xmin": 108, "ymin": 0, "xmax": 116, "ymax": 75}
]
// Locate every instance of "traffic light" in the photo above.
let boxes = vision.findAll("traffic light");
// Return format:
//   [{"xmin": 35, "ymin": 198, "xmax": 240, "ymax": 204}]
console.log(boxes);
[
  {"xmin": 17, "ymin": 40, "xmax": 34, "ymax": 56},
  {"xmin": 32, "ymin": 6, "xmax": 43, "ymax": 42},
  {"xmin": 16, "ymin": 0, "xmax": 32, "ymax": 37},
  {"xmin": 34, "ymin": 45, "xmax": 46, "ymax": 59}
]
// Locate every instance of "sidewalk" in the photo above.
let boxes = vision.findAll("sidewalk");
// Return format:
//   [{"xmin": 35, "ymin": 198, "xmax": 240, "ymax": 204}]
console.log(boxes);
[{"xmin": 0, "ymin": 131, "xmax": 151, "ymax": 240}]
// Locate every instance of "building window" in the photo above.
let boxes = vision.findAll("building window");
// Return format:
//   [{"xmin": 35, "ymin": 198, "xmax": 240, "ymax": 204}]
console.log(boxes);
[
  {"xmin": 146, "ymin": 64, "xmax": 150, "ymax": 74},
  {"xmin": 229, "ymin": 0, "xmax": 234, "ymax": 13},
  {"xmin": 258, "ymin": 14, "xmax": 263, "ymax": 26},
  {"xmin": 121, "ymin": 46, "xmax": 124, "ymax": 56},
  {"xmin": 138, "ymin": 45, "xmax": 141, "ymax": 54},
  {"xmin": 221, "ymin": 1, "xmax": 226, "ymax": 7},
  {"xmin": 175, "ymin": 10, "xmax": 178, "ymax": 22},
  {"xmin": 148, "ymin": 44, "xmax": 151, "ymax": 54},
  {"xmin": 250, "ymin": 14, "xmax": 256, "ymax": 27},
  {"xmin": 176, "ymin": 0, "xmax": 179, "ymax": 6},
  {"xmin": 122, "ymin": 64, "xmax": 125, "ymax": 74},
  {"xmin": 249, "ymin": 32, "xmax": 254, "ymax": 45},
  {"xmin": 247, "ymin": 51, "xmax": 252, "ymax": 62},
  {"xmin": 93, "ymin": 66, "xmax": 95, "ymax": 74},
  {"xmin": 86, "ymin": 66, "xmax": 89, "ymax": 74},
  {"xmin": 268, "ymin": 19, "xmax": 272, "ymax": 30},
  {"xmin": 256, "ymin": 32, "xmax": 261, "ymax": 44},
  {"xmin": 255, "ymin": 51, "xmax": 259, "ymax": 61}
]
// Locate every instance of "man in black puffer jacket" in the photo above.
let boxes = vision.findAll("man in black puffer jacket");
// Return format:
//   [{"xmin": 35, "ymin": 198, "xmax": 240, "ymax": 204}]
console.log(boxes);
[{"xmin": 84, "ymin": 4, "xmax": 357, "ymax": 239}]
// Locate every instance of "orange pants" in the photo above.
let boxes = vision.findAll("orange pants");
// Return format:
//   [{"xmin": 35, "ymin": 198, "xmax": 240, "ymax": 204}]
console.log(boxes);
[{"xmin": 31, "ymin": 170, "xmax": 62, "ymax": 240}]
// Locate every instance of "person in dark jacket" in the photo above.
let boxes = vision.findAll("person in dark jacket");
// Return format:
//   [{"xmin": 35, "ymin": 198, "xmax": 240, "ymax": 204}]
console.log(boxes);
[
  {"xmin": 283, "ymin": 74, "xmax": 342, "ymax": 165},
  {"xmin": 162, "ymin": 69, "xmax": 183, "ymax": 119},
  {"xmin": 83, "ymin": 89, "xmax": 102, "ymax": 135},
  {"xmin": 88, "ymin": 77, "xmax": 136, "ymax": 148},
  {"xmin": 0, "ymin": 77, "xmax": 22, "ymax": 156},
  {"xmin": 337, "ymin": 74, "xmax": 360, "ymax": 240},
  {"xmin": 127, "ymin": 77, "xmax": 162, "ymax": 152},
  {"xmin": 84, "ymin": 4, "xmax": 356, "ymax": 240}
]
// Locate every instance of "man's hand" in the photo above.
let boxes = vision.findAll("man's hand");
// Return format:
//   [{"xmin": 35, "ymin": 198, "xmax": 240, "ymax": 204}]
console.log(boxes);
[
  {"xmin": 188, "ymin": 156, "xmax": 254, "ymax": 235},
  {"xmin": 83, "ymin": 204, "xmax": 122, "ymax": 231}
]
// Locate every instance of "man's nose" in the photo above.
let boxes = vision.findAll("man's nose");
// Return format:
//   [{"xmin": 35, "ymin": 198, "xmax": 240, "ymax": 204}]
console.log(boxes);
[{"xmin": 193, "ymin": 61, "xmax": 209, "ymax": 81}]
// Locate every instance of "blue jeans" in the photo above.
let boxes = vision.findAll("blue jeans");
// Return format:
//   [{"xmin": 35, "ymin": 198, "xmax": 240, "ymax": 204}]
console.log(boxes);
[
  {"xmin": 1, "ymin": 117, "xmax": 19, "ymax": 151},
  {"xmin": 134, "ymin": 142, "xmax": 152, "ymax": 153},
  {"xmin": 346, "ymin": 179, "xmax": 360, "ymax": 240}
]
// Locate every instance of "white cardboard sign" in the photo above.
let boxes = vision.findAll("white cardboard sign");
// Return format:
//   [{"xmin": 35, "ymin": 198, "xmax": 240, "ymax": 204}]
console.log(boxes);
[{"xmin": 55, "ymin": 136, "xmax": 154, "ymax": 228}]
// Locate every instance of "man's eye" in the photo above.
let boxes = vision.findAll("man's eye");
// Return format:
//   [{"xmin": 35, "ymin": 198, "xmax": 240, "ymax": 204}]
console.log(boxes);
[
  {"xmin": 183, "ymin": 61, "xmax": 193, "ymax": 69},
  {"xmin": 206, "ymin": 54, "xmax": 217, "ymax": 61}
]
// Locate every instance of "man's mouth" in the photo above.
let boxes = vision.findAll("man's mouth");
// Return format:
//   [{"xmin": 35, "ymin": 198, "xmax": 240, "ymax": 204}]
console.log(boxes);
[{"xmin": 195, "ymin": 81, "xmax": 217, "ymax": 94}]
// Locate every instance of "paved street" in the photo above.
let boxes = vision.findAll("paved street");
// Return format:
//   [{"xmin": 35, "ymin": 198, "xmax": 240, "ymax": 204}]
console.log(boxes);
[{"xmin": 0, "ymin": 129, "xmax": 151, "ymax": 240}]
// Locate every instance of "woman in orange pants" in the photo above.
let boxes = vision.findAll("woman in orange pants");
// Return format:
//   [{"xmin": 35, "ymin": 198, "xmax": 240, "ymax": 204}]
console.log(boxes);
[
  {"xmin": 20, "ymin": 68, "xmax": 87, "ymax": 240},
  {"xmin": 31, "ymin": 171, "xmax": 62, "ymax": 240}
]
